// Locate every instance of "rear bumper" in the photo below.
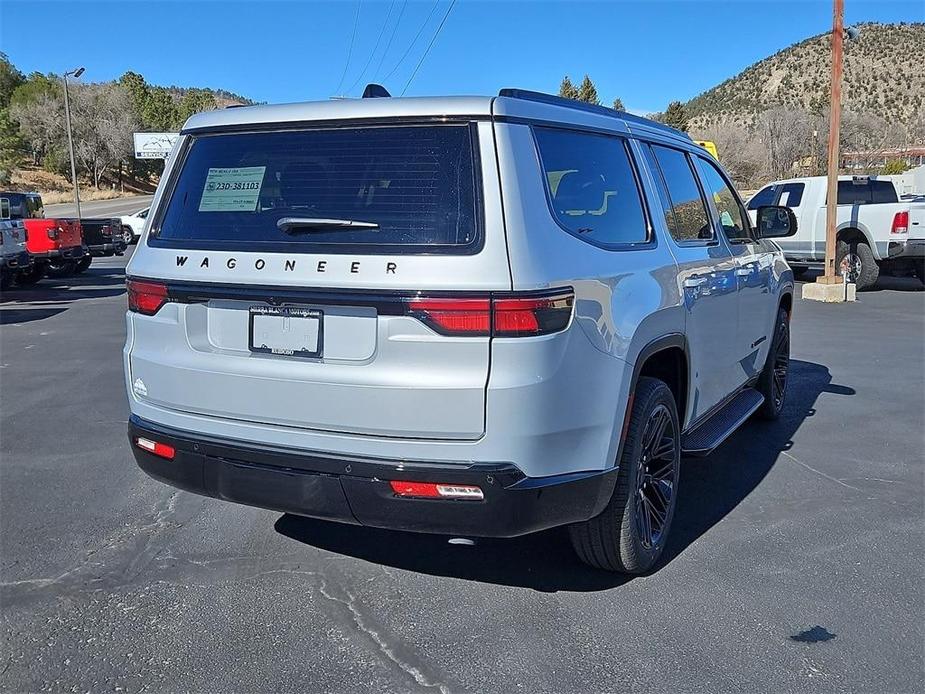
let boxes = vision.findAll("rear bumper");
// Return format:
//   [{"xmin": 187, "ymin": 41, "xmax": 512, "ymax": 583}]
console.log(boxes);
[
  {"xmin": 1, "ymin": 251, "xmax": 32, "ymax": 270},
  {"xmin": 88, "ymin": 241, "xmax": 126, "ymax": 257},
  {"xmin": 887, "ymin": 238, "xmax": 925, "ymax": 260},
  {"xmin": 29, "ymin": 245, "xmax": 85, "ymax": 261},
  {"xmin": 128, "ymin": 416, "xmax": 616, "ymax": 538}
]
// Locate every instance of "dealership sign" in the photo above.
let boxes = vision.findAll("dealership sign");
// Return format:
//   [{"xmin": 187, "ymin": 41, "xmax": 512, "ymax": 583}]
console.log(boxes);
[{"xmin": 133, "ymin": 132, "xmax": 180, "ymax": 159}]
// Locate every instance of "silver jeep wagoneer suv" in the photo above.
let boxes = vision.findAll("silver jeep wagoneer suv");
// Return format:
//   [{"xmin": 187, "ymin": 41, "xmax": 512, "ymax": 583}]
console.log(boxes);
[{"xmin": 125, "ymin": 88, "xmax": 796, "ymax": 574}]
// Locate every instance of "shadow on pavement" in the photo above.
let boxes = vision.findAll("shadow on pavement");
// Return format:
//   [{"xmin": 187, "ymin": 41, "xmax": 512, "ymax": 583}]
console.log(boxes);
[
  {"xmin": 0, "ymin": 266, "xmax": 126, "ymax": 314},
  {"xmin": 276, "ymin": 359, "xmax": 853, "ymax": 591},
  {"xmin": 0, "ymin": 306, "xmax": 69, "ymax": 325}
]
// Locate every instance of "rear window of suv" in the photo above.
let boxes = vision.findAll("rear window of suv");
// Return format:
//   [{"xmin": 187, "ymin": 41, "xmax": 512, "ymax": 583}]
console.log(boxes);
[{"xmin": 150, "ymin": 124, "xmax": 481, "ymax": 254}]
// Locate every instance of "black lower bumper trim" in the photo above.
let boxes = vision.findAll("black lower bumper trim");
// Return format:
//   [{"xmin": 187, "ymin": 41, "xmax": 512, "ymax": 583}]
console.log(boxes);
[{"xmin": 128, "ymin": 416, "xmax": 617, "ymax": 538}]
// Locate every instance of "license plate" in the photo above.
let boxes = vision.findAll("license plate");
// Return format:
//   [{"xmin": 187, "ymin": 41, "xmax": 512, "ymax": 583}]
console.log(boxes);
[{"xmin": 248, "ymin": 306, "xmax": 322, "ymax": 358}]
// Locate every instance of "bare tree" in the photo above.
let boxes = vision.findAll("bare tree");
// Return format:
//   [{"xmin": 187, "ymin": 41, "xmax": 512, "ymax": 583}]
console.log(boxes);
[
  {"xmin": 692, "ymin": 120, "xmax": 765, "ymax": 189},
  {"xmin": 9, "ymin": 92, "xmax": 65, "ymax": 170},
  {"xmin": 756, "ymin": 107, "xmax": 812, "ymax": 181},
  {"xmin": 10, "ymin": 81, "xmax": 136, "ymax": 187},
  {"xmin": 70, "ymin": 83, "xmax": 136, "ymax": 188}
]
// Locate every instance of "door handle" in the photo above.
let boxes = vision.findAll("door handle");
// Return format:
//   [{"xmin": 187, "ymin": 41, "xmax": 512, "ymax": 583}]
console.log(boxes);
[
  {"xmin": 735, "ymin": 267, "xmax": 753, "ymax": 277},
  {"xmin": 683, "ymin": 276, "xmax": 707, "ymax": 288}
]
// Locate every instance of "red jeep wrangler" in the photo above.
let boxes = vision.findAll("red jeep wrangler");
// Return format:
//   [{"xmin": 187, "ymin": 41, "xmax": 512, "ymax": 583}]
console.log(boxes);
[{"xmin": 0, "ymin": 192, "xmax": 87, "ymax": 284}]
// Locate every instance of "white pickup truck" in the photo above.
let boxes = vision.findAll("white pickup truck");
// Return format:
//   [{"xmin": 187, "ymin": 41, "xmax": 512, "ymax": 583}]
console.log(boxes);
[{"xmin": 746, "ymin": 175, "xmax": 925, "ymax": 289}]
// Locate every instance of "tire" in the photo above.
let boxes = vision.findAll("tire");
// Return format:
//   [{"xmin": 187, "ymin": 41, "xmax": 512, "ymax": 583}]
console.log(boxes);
[
  {"xmin": 121, "ymin": 226, "xmax": 134, "ymax": 245},
  {"xmin": 73, "ymin": 256, "xmax": 92, "ymax": 274},
  {"xmin": 755, "ymin": 307, "xmax": 790, "ymax": 421},
  {"xmin": 790, "ymin": 264, "xmax": 809, "ymax": 279},
  {"xmin": 15, "ymin": 264, "xmax": 46, "ymax": 286},
  {"xmin": 836, "ymin": 238, "xmax": 879, "ymax": 290},
  {"xmin": 569, "ymin": 377, "xmax": 681, "ymax": 574},
  {"xmin": 46, "ymin": 259, "xmax": 77, "ymax": 278}
]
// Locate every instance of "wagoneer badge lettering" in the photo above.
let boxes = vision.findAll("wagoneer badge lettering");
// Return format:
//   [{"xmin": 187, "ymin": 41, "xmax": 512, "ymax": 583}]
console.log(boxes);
[{"xmin": 175, "ymin": 255, "xmax": 398, "ymax": 275}]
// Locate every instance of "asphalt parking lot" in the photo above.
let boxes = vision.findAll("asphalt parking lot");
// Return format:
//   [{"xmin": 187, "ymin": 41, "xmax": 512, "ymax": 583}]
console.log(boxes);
[{"xmin": 1, "ymin": 252, "xmax": 923, "ymax": 693}]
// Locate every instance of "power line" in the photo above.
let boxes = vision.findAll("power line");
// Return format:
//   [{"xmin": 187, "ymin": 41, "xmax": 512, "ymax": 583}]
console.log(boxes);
[
  {"xmin": 374, "ymin": 0, "xmax": 408, "ymax": 81},
  {"xmin": 381, "ymin": 0, "xmax": 441, "ymax": 83},
  {"xmin": 334, "ymin": 0, "xmax": 361, "ymax": 96},
  {"xmin": 347, "ymin": 0, "xmax": 396, "ymax": 95},
  {"xmin": 401, "ymin": 0, "xmax": 457, "ymax": 96}
]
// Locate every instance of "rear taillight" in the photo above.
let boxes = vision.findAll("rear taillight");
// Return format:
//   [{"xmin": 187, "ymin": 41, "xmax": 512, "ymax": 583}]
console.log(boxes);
[
  {"xmin": 493, "ymin": 292, "xmax": 574, "ymax": 336},
  {"xmin": 406, "ymin": 297, "xmax": 491, "ymax": 336},
  {"xmin": 405, "ymin": 289, "xmax": 573, "ymax": 337},
  {"xmin": 135, "ymin": 437, "xmax": 175, "ymax": 460},
  {"xmin": 891, "ymin": 211, "xmax": 909, "ymax": 234},
  {"xmin": 389, "ymin": 480, "xmax": 484, "ymax": 500},
  {"xmin": 127, "ymin": 279, "xmax": 169, "ymax": 315}
]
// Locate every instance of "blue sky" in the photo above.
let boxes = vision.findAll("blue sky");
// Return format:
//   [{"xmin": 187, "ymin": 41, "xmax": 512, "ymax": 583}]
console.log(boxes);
[{"xmin": 2, "ymin": 0, "xmax": 921, "ymax": 113}]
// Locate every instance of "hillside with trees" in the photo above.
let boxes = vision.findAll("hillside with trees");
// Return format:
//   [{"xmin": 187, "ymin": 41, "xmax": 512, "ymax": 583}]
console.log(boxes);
[
  {"xmin": 554, "ymin": 23, "xmax": 923, "ymax": 190},
  {"xmin": 0, "ymin": 53, "xmax": 252, "ymax": 190},
  {"xmin": 685, "ymin": 23, "xmax": 925, "ymax": 130}
]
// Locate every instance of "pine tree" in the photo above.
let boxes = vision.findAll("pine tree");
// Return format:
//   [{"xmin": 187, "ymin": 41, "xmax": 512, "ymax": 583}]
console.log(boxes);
[
  {"xmin": 0, "ymin": 107, "xmax": 24, "ymax": 184},
  {"xmin": 612, "ymin": 97, "xmax": 625, "ymax": 111},
  {"xmin": 662, "ymin": 101, "xmax": 689, "ymax": 131},
  {"xmin": 577, "ymin": 75, "xmax": 600, "ymax": 105},
  {"xmin": 558, "ymin": 76, "xmax": 579, "ymax": 100}
]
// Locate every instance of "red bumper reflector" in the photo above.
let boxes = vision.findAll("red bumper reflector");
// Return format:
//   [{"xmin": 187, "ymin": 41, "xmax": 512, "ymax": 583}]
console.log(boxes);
[
  {"xmin": 135, "ymin": 437, "xmax": 175, "ymax": 461},
  {"xmin": 389, "ymin": 480, "xmax": 484, "ymax": 500}
]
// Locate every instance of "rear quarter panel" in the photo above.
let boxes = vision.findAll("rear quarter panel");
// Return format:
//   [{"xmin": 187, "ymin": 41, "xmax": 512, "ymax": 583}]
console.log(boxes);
[{"xmin": 492, "ymin": 122, "xmax": 684, "ymax": 473}]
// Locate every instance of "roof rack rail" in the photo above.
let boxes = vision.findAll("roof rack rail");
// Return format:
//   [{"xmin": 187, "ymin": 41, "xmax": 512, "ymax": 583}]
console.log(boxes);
[{"xmin": 497, "ymin": 88, "xmax": 691, "ymax": 140}]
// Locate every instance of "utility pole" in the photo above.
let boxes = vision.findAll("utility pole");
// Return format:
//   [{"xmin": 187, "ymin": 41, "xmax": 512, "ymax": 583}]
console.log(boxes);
[
  {"xmin": 63, "ymin": 67, "xmax": 85, "ymax": 221},
  {"xmin": 819, "ymin": 0, "xmax": 844, "ymax": 284}
]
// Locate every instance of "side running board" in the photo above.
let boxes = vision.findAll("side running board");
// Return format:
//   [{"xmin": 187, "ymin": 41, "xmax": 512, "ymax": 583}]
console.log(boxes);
[{"xmin": 681, "ymin": 388, "xmax": 764, "ymax": 456}]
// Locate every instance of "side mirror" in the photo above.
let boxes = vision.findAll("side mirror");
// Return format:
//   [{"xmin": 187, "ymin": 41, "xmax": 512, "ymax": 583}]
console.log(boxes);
[{"xmin": 756, "ymin": 205, "xmax": 797, "ymax": 238}]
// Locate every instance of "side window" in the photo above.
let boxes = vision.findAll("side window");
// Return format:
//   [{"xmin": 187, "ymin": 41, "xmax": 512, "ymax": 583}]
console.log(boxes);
[
  {"xmin": 747, "ymin": 185, "xmax": 777, "ymax": 210},
  {"xmin": 533, "ymin": 127, "xmax": 649, "ymax": 247},
  {"xmin": 871, "ymin": 180, "xmax": 898, "ymax": 204},
  {"xmin": 694, "ymin": 156, "xmax": 749, "ymax": 241},
  {"xmin": 644, "ymin": 144, "xmax": 714, "ymax": 243},
  {"xmin": 777, "ymin": 182, "xmax": 804, "ymax": 208}
]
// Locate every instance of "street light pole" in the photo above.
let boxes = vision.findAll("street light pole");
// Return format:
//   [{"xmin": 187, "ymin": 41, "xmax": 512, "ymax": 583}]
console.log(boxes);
[
  {"xmin": 820, "ymin": 0, "xmax": 844, "ymax": 284},
  {"xmin": 63, "ymin": 67, "xmax": 85, "ymax": 221}
]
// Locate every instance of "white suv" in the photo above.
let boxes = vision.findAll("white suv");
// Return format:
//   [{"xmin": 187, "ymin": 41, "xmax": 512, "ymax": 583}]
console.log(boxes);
[{"xmin": 124, "ymin": 88, "xmax": 796, "ymax": 573}]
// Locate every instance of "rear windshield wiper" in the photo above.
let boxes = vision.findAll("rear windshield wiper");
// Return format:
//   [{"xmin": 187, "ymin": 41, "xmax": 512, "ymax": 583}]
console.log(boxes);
[{"xmin": 277, "ymin": 217, "xmax": 379, "ymax": 234}]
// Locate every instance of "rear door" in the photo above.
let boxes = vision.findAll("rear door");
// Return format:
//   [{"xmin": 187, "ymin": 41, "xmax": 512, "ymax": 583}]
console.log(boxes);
[
  {"xmin": 641, "ymin": 143, "xmax": 741, "ymax": 423},
  {"xmin": 694, "ymin": 155, "xmax": 774, "ymax": 380},
  {"xmin": 127, "ymin": 121, "xmax": 510, "ymax": 440}
]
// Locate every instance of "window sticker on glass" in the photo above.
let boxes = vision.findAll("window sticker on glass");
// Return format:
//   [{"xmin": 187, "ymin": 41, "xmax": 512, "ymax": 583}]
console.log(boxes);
[{"xmin": 198, "ymin": 166, "xmax": 266, "ymax": 212}]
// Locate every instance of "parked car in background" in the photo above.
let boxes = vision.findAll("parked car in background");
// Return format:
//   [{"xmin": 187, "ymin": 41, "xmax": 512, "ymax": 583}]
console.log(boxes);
[
  {"xmin": 125, "ymin": 88, "xmax": 797, "ymax": 574},
  {"xmin": 747, "ymin": 175, "xmax": 925, "ymax": 288},
  {"xmin": 81, "ymin": 218, "xmax": 127, "ymax": 261},
  {"xmin": 120, "ymin": 207, "xmax": 150, "ymax": 244},
  {"xmin": 0, "ymin": 191, "xmax": 86, "ymax": 284},
  {"xmin": 0, "ymin": 198, "xmax": 33, "ymax": 290}
]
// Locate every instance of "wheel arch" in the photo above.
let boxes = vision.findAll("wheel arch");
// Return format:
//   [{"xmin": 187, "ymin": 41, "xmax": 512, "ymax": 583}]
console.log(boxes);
[
  {"xmin": 779, "ymin": 290, "xmax": 793, "ymax": 317},
  {"xmin": 627, "ymin": 334, "xmax": 690, "ymax": 432},
  {"xmin": 836, "ymin": 224, "xmax": 879, "ymax": 259}
]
